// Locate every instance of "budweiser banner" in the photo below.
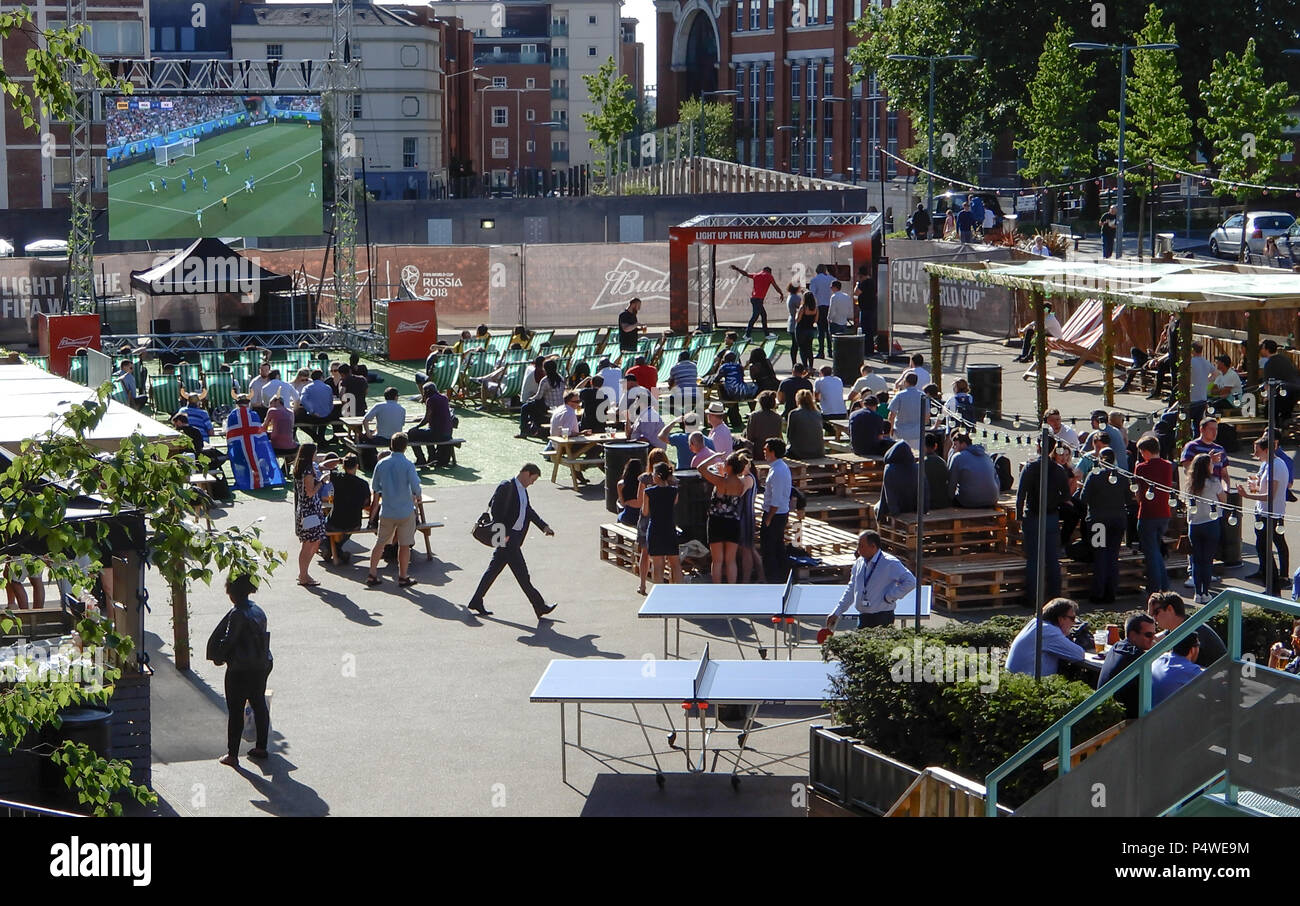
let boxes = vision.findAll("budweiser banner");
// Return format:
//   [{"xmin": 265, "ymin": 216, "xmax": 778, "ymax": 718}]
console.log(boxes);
[
  {"xmin": 489, "ymin": 241, "xmax": 844, "ymax": 329},
  {"xmin": 39, "ymin": 313, "xmax": 101, "ymax": 375},
  {"xmin": 887, "ymin": 241, "xmax": 1017, "ymax": 337},
  {"xmin": 386, "ymin": 299, "xmax": 439, "ymax": 361}
]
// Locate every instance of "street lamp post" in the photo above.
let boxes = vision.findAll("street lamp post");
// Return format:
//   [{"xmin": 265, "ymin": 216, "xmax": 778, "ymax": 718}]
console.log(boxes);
[
  {"xmin": 813, "ymin": 95, "xmax": 845, "ymax": 179},
  {"xmin": 777, "ymin": 124, "xmax": 798, "ymax": 173},
  {"xmin": 885, "ymin": 53, "xmax": 976, "ymax": 215},
  {"xmin": 1071, "ymin": 41, "xmax": 1178, "ymax": 259},
  {"xmin": 697, "ymin": 89, "xmax": 738, "ymax": 158}
]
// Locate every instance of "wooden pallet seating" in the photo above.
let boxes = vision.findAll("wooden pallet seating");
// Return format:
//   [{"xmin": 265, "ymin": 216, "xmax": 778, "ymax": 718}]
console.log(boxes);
[
  {"xmin": 788, "ymin": 515, "xmax": 860, "ymax": 557},
  {"xmin": 597, "ymin": 523, "xmax": 688, "ymax": 582},
  {"xmin": 877, "ymin": 507, "xmax": 1009, "ymax": 564},
  {"xmin": 826, "ymin": 452, "xmax": 884, "ymax": 497},
  {"xmin": 792, "ymin": 553, "xmax": 856, "ymax": 583},
  {"xmin": 800, "ymin": 497, "xmax": 877, "ymax": 531},
  {"xmin": 787, "ymin": 455, "xmax": 850, "ymax": 496}
]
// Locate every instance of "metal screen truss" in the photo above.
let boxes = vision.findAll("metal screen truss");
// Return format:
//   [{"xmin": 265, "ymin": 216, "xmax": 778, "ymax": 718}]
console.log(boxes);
[
  {"xmin": 107, "ymin": 58, "xmax": 339, "ymax": 94},
  {"xmin": 66, "ymin": 0, "xmax": 95, "ymax": 312},
  {"xmin": 678, "ymin": 213, "xmax": 878, "ymax": 229}
]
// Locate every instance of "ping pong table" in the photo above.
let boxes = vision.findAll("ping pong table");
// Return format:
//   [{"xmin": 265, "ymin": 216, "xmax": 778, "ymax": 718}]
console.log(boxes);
[
  {"xmin": 530, "ymin": 645, "xmax": 841, "ymax": 787},
  {"xmin": 639, "ymin": 574, "xmax": 933, "ymax": 659}
]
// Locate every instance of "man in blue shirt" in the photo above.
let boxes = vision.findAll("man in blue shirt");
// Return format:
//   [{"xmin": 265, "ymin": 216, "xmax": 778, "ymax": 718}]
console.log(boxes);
[
  {"xmin": 667, "ymin": 350, "xmax": 699, "ymax": 414},
  {"xmin": 825, "ymin": 530, "xmax": 917, "ymax": 629},
  {"xmin": 113, "ymin": 359, "xmax": 147, "ymax": 409},
  {"xmin": 1005, "ymin": 598, "xmax": 1088, "ymax": 676},
  {"xmin": 297, "ymin": 369, "xmax": 338, "ymax": 446},
  {"xmin": 955, "ymin": 201, "xmax": 977, "ymax": 243},
  {"xmin": 179, "ymin": 392, "xmax": 214, "ymax": 440},
  {"xmin": 761, "ymin": 438, "xmax": 794, "ymax": 583},
  {"xmin": 808, "ymin": 265, "xmax": 834, "ymax": 358},
  {"xmin": 1151, "ymin": 633, "xmax": 1203, "ymax": 707},
  {"xmin": 365, "ymin": 433, "xmax": 423, "ymax": 588},
  {"xmin": 658, "ymin": 412, "xmax": 714, "ymax": 469},
  {"xmin": 362, "ymin": 386, "xmax": 407, "ymax": 444},
  {"xmin": 849, "ymin": 397, "xmax": 889, "ymax": 456}
]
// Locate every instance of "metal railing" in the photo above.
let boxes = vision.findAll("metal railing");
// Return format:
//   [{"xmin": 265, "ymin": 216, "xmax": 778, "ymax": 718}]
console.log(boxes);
[
  {"xmin": 985, "ymin": 588, "xmax": 1300, "ymax": 815},
  {"xmin": 1, "ymin": 798, "xmax": 84, "ymax": 817}
]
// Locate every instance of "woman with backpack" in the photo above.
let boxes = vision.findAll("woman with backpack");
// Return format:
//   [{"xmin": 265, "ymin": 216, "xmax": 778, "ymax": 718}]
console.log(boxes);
[{"xmin": 207, "ymin": 573, "xmax": 273, "ymax": 766}]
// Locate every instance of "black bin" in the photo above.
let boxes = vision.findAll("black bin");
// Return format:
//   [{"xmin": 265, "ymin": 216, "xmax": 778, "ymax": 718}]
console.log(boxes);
[
  {"xmin": 674, "ymin": 469, "xmax": 710, "ymax": 544},
  {"xmin": 831, "ymin": 333, "xmax": 866, "ymax": 384},
  {"xmin": 604, "ymin": 441, "xmax": 649, "ymax": 513},
  {"xmin": 967, "ymin": 363, "xmax": 1003, "ymax": 421},
  {"xmin": 1218, "ymin": 489, "xmax": 1244, "ymax": 567},
  {"xmin": 40, "ymin": 706, "xmax": 112, "ymax": 800}
]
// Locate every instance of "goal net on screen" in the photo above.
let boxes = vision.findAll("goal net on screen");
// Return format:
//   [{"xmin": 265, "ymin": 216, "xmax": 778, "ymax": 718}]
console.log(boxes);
[{"xmin": 154, "ymin": 138, "xmax": 198, "ymax": 166}]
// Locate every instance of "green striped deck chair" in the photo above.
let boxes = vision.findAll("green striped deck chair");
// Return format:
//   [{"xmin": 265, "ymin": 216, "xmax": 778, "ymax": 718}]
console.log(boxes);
[
  {"xmin": 486, "ymin": 335, "xmax": 509, "ymax": 356},
  {"xmin": 662, "ymin": 335, "xmax": 686, "ymax": 356},
  {"xmin": 694, "ymin": 345, "xmax": 720, "ymax": 377},
  {"xmin": 761, "ymin": 337, "xmax": 780, "ymax": 366},
  {"xmin": 573, "ymin": 328, "xmax": 598, "ymax": 348},
  {"xmin": 204, "ymin": 372, "xmax": 236, "ymax": 413},
  {"xmin": 461, "ymin": 338, "xmax": 487, "ymax": 353},
  {"xmin": 109, "ymin": 379, "xmax": 130, "ymax": 406},
  {"xmin": 462, "ymin": 348, "xmax": 495, "ymax": 382},
  {"xmin": 197, "ymin": 351, "xmax": 221, "ymax": 374},
  {"xmin": 286, "ymin": 351, "xmax": 311, "ymax": 373},
  {"xmin": 528, "ymin": 330, "xmax": 554, "ymax": 352},
  {"xmin": 502, "ymin": 347, "xmax": 531, "ymax": 365},
  {"xmin": 429, "ymin": 354, "xmax": 460, "ymax": 394},
  {"xmin": 568, "ymin": 343, "xmax": 595, "ymax": 374},
  {"xmin": 689, "ymin": 333, "xmax": 710, "ymax": 354},
  {"xmin": 27, "ymin": 355, "xmax": 50, "ymax": 371},
  {"xmin": 599, "ymin": 335, "xmax": 622, "ymax": 363},
  {"xmin": 68, "ymin": 357, "xmax": 88, "ymax": 386},
  {"xmin": 150, "ymin": 378, "xmax": 183, "ymax": 418},
  {"xmin": 230, "ymin": 363, "xmax": 253, "ymax": 392},
  {"xmin": 238, "ymin": 350, "xmax": 264, "ymax": 371},
  {"xmin": 497, "ymin": 361, "xmax": 527, "ymax": 405},
  {"xmin": 176, "ymin": 362, "xmax": 202, "ymax": 391}
]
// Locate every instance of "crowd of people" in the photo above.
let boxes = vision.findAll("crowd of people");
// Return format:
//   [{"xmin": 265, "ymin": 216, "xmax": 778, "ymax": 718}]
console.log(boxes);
[{"xmin": 108, "ymin": 96, "xmax": 245, "ymax": 147}]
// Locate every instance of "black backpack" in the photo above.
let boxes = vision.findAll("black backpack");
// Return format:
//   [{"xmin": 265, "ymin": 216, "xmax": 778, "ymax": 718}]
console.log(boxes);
[{"xmin": 993, "ymin": 454, "xmax": 1014, "ymax": 494}]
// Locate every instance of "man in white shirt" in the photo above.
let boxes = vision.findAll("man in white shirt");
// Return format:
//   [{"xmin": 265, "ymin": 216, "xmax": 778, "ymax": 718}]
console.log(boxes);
[
  {"xmin": 362, "ymin": 386, "xmax": 406, "ymax": 441},
  {"xmin": 1044, "ymin": 408, "xmax": 1079, "ymax": 450},
  {"xmin": 1240, "ymin": 435, "xmax": 1289, "ymax": 593},
  {"xmin": 260, "ymin": 368, "xmax": 301, "ymax": 410},
  {"xmin": 597, "ymin": 357, "xmax": 624, "ymax": 406},
  {"xmin": 1187, "ymin": 341, "xmax": 1218, "ymax": 420},
  {"xmin": 247, "ymin": 361, "xmax": 273, "ymax": 411},
  {"xmin": 894, "ymin": 353, "xmax": 930, "ymax": 391},
  {"xmin": 826, "ymin": 280, "xmax": 855, "ymax": 334},
  {"xmin": 888, "ymin": 373, "xmax": 927, "ymax": 442},
  {"xmin": 705, "ymin": 401, "xmax": 734, "ymax": 454},
  {"xmin": 1014, "ymin": 302, "xmax": 1064, "ymax": 362},
  {"xmin": 549, "ymin": 390, "xmax": 583, "ymax": 438},
  {"xmin": 814, "ymin": 366, "xmax": 848, "ymax": 420},
  {"xmin": 849, "ymin": 364, "xmax": 889, "ymax": 401},
  {"xmin": 825, "ymin": 530, "xmax": 917, "ymax": 629},
  {"xmin": 1209, "ymin": 355, "xmax": 1243, "ymax": 409}
]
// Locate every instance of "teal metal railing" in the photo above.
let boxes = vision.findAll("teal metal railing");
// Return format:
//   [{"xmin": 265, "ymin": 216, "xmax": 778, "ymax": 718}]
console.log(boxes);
[{"xmin": 985, "ymin": 588, "xmax": 1300, "ymax": 816}]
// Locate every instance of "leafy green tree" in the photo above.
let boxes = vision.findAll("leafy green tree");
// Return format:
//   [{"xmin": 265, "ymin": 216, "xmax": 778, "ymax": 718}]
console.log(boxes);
[
  {"xmin": 1198, "ymin": 38, "xmax": 1299, "ymax": 201},
  {"xmin": 0, "ymin": 8, "xmax": 129, "ymax": 130},
  {"xmin": 1016, "ymin": 19, "xmax": 1097, "ymax": 223},
  {"xmin": 1, "ymin": 387, "xmax": 284, "ymax": 813},
  {"xmin": 1098, "ymin": 3, "xmax": 1192, "ymax": 252},
  {"xmin": 581, "ymin": 56, "xmax": 638, "ymax": 172},
  {"xmin": 676, "ymin": 98, "xmax": 736, "ymax": 162}
]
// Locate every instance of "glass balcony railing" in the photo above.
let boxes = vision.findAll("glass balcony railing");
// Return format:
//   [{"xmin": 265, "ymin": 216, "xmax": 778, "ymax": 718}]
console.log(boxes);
[
  {"xmin": 550, "ymin": 57, "xmax": 568, "ymax": 69},
  {"xmin": 474, "ymin": 50, "xmax": 548, "ymax": 65},
  {"xmin": 549, "ymin": 24, "xmax": 568, "ymax": 36},
  {"xmin": 551, "ymin": 86, "xmax": 568, "ymax": 99}
]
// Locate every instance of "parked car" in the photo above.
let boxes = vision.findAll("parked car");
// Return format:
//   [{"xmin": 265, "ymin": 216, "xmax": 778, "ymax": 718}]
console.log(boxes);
[
  {"xmin": 931, "ymin": 191, "xmax": 1006, "ymax": 230},
  {"xmin": 1208, "ymin": 210, "xmax": 1296, "ymax": 259}
]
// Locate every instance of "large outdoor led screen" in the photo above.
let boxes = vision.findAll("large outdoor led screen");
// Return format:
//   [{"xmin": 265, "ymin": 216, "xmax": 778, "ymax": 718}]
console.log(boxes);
[{"xmin": 106, "ymin": 94, "xmax": 323, "ymax": 240}]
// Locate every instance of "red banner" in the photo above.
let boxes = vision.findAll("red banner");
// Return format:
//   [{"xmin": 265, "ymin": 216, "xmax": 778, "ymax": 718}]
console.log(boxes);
[
  {"xmin": 39, "ymin": 313, "xmax": 101, "ymax": 376},
  {"xmin": 386, "ymin": 300, "xmax": 439, "ymax": 361}
]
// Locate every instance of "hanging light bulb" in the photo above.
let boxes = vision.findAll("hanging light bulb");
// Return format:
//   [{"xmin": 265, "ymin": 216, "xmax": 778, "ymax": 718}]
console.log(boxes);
[
  {"xmin": 1108, "ymin": 472, "xmax": 1117, "ymax": 485},
  {"xmin": 1178, "ymin": 410, "xmax": 1187, "ymax": 421},
  {"xmin": 1278, "ymin": 522, "xmax": 1287, "ymax": 535},
  {"xmin": 1209, "ymin": 503, "xmax": 1218, "ymax": 518},
  {"xmin": 1281, "ymin": 388, "xmax": 1289, "ymax": 398},
  {"xmin": 984, "ymin": 412, "xmax": 993, "ymax": 425},
  {"xmin": 1145, "ymin": 488, "xmax": 1155, "ymax": 501},
  {"xmin": 1227, "ymin": 513, "xmax": 1238, "ymax": 526},
  {"xmin": 1012, "ymin": 415, "xmax": 1021, "ymax": 428},
  {"xmin": 1255, "ymin": 519, "xmax": 1265, "ymax": 532}
]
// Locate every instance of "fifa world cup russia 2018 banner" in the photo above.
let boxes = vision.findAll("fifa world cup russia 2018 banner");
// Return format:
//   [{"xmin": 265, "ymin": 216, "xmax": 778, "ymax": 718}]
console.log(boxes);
[
  {"xmin": 489, "ymin": 241, "xmax": 843, "ymax": 329},
  {"xmin": 887, "ymin": 240, "xmax": 1017, "ymax": 337}
]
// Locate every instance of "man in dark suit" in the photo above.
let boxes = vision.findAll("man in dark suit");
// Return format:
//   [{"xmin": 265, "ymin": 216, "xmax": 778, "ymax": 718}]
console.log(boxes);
[{"xmin": 467, "ymin": 463, "xmax": 557, "ymax": 620}]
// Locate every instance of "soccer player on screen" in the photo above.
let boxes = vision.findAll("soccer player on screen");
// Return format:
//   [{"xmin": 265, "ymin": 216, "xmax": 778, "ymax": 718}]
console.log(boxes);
[
  {"xmin": 202, "ymin": 176, "xmax": 208, "ymax": 192},
  {"xmin": 181, "ymin": 178, "xmax": 187, "ymax": 193},
  {"xmin": 221, "ymin": 196, "xmax": 228, "ymax": 211},
  {"xmin": 245, "ymin": 147, "xmax": 251, "ymax": 161},
  {"xmin": 161, "ymin": 177, "xmax": 167, "ymax": 190},
  {"xmin": 308, "ymin": 181, "xmax": 317, "ymax": 198},
  {"xmin": 149, "ymin": 180, "xmax": 156, "ymax": 193},
  {"xmin": 196, "ymin": 208, "xmax": 203, "ymax": 228},
  {"xmin": 224, "ymin": 164, "xmax": 230, "ymax": 175},
  {"xmin": 188, "ymin": 166, "xmax": 194, "ymax": 179}
]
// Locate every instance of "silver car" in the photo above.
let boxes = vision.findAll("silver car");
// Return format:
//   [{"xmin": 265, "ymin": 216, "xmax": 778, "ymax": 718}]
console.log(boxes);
[{"xmin": 1208, "ymin": 210, "xmax": 1296, "ymax": 258}]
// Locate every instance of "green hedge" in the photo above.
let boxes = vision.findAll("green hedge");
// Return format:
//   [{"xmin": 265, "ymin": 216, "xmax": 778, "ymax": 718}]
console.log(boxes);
[{"xmin": 826, "ymin": 630, "xmax": 1123, "ymax": 807}]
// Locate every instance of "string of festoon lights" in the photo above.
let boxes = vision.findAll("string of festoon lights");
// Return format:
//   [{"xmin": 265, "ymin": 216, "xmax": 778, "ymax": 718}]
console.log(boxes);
[
  {"xmin": 1150, "ymin": 161, "xmax": 1300, "ymax": 198},
  {"xmin": 874, "ymin": 146, "xmax": 1148, "ymax": 199},
  {"xmin": 920, "ymin": 394, "xmax": 1299, "ymax": 531}
]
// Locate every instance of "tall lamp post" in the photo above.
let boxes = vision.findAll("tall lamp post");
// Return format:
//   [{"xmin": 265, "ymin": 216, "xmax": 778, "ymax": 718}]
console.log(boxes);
[
  {"xmin": 884, "ymin": 53, "xmax": 976, "ymax": 215},
  {"xmin": 778, "ymin": 124, "xmax": 798, "ymax": 173},
  {"xmin": 697, "ymin": 89, "xmax": 738, "ymax": 158},
  {"xmin": 812, "ymin": 95, "xmax": 845, "ymax": 179},
  {"xmin": 1070, "ymin": 41, "xmax": 1178, "ymax": 259}
]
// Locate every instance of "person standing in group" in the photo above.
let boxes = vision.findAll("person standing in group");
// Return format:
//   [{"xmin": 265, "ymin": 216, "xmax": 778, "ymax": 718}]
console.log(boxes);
[
  {"xmin": 290, "ymin": 444, "xmax": 327, "ymax": 587},
  {"xmin": 888, "ymin": 372, "xmax": 927, "ymax": 443},
  {"xmin": 1099, "ymin": 205, "xmax": 1118, "ymax": 259},
  {"xmin": 910, "ymin": 202, "xmax": 931, "ymax": 240},
  {"xmin": 1016, "ymin": 437, "xmax": 1071, "ymax": 602},
  {"xmin": 761, "ymin": 438, "xmax": 793, "ymax": 583},
  {"xmin": 730, "ymin": 263, "xmax": 779, "ymax": 339},
  {"xmin": 1134, "ymin": 434, "xmax": 1173, "ymax": 596},
  {"xmin": 208, "ymin": 573, "xmax": 272, "ymax": 766},
  {"xmin": 1186, "ymin": 452, "xmax": 1226, "ymax": 604},
  {"xmin": 1082, "ymin": 447, "xmax": 1129, "ymax": 603},
  {"xmin": 736, "ymin": 456, "xmax": 764, "ymax": 583},
  {"xmin": 618, "ymin": 297, "xmax": 646, "ymax": 356},
  {"xmin": 853, "ymin": 265, "xmax": 876, "ymax": 352},
  {"xmin": 698, "ymin": 451, "xmax": 750, "ymax": 585},
  {"xmin": 642, "ymin": 461, "xmax": 683, "ymax": 586},
  {"xmin": 809, "ymin": 265, "xmax": 834, "ymax": 359},
  {"xmin": 824, "ymin": 530, "xmax": 917, "ymax": 630},
  {"xmin": 794, "ymin": 292, "xmax": 819, "ymax": 370},
  {"xmin": 1240, "ymin": 435, "xmax": 1290, "ymax": 594},
  {"xmin": 467, "ymin": 463, "xmax": 557, "ymax": 619},
  {"xmin": 955, "ymin": 201, "xmax": 977, "ymax": 244},
  {"xmin": 786, "ymin": 282, "xmax": 803, "ymax": 338},
  {"xmin": 365, "ymin": 433, "xmax": 423, "ymax": 589},
  {"xmin": 635, "ymin": 449, "xmax": 672, "ymax": 594},
  {"xmin": 826, "ymin": 280, "xmax": 855, "ymax": 339}
]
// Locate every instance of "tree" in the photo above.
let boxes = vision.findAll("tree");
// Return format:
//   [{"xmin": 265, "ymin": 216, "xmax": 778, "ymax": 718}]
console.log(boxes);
[
  {"xmin": 581, "ymin": 57, "xmax": 638, "ymax": 173},
  {"xmin": 0, "ymin": 9, "xmax": 128, "ymax": 130},
  {"xmin": 1, "ymin": 388, "xmax": 284, "ymax": 813},
  {"xmin": 1198, "ymin": 38, "xmax": 1299, "ymax": 201},
  {"xmin": 676, "ymin": 98, "xmax": 736, "ymax": 162},
  {"xmin": 1098, "ymin": 3, "xmax": 1193, "ymax": 254},
  {"xmin": 1016, "ymin": 19, "xmax": 1097, "ymax": 223}
]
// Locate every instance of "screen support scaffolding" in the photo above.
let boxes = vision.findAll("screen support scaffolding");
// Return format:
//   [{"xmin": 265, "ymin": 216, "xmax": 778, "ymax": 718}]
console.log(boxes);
[
  {"xmin": 331, "ymin": 0, "xmax": 358, "ymax": 330},
  {"xmin": 67, "ymin": 0, "xmax": 95, "ymax": 313}
]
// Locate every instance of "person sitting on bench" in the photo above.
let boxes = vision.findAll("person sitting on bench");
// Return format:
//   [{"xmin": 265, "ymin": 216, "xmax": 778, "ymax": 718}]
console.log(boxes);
[
  {"xmin": 1120, "ymin": 313, "xmax": 1179, "ymax": 398},
  {"xmin": 1013, "ymin": 302, "xmax": 1063, "ymax": 363},
  {"xmin": 263, "ymin": 394, "xmax": 299, "ymax": 471},
  {"xmin": 324, "ymin": 453, "xmax": 371, "ymax": 565},
  {"xmin": 408, "ymin": 382, "xmax": 456, "ymax": 467},
  {"xmin": 362, "ymin": 386, "xmax": 407, "ymax": 447}
]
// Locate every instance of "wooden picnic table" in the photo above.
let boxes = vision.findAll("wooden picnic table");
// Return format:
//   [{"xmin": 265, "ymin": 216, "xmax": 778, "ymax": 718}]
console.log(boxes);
[
  {"xmin": 547, "ymin": 431, "xmax": 623, "ymax": 489},
  {"xmin": 826, "ymin": 418, "xmax": 850, "ymax": 442},
  {"xmin": 340, "ymin": 416, "xmax": 366, "ymax": 441}
]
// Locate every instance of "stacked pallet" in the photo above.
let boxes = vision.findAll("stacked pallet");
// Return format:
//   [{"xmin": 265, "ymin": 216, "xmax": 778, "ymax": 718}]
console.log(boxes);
[
  {"xmin": 801, "ymin": 497, "xmax": 877, "ymax": 531},
  {"xmin": 826, "ymin": 452, "xmax": 885, "ymax": 498},
  {"xmin": 877, "ymin": 507, "xmax": 1009, "ymax": 565},
  {"xmin": 598, "ymin": 523, "xmax": 703, "ymax": 582},
  {"xmin": 787, "ymin": 456, "xmax": 850, "ymax": 496}
]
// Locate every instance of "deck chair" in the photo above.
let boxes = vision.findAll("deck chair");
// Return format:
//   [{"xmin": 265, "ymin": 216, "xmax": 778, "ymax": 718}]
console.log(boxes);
[
  {"xmin": 204, "ymin": 371, "xmax": 237, "ymax": 413},
  {"xmin": 486, "ymin": 335, "xmax": 510, "ymax": 356},
  {"xmin": 1022, "ymin": 299, "xmax": 1127, "ymax": 389},
  {"xmin": 150, "ymin": 378, "xmax": 183, "ymax": 419},
  {"xmin": 573, "ymin": 328, "xmax": 598, "ymax": 349},
  {"xmin": 496, "ymin": 361, "xmax": 528, "ymax": 410},
  {"xmin": 68, "ymin": 357, "xmax": 88, "ymax": 386},
  {"xmin": 176, "ymin": 362, "xmax": 203, "ymax": 391},
  {"xmin": 528, "ymin": 330, "xmax": 554, "ymax": 353},
  {"xmin": 429, "ymin": 354, "xmax": 460, "ymax": 395},
  {"xmin": 27, "ymin": 355, "xmax": 50, "ymax": 372},
  {"xmin": 197, "ymin": 351, "xmax": 221, "ymax": 374},
  {"xmin": 109, "ymin": 379, "xmax": 130, "ymax": 406}
]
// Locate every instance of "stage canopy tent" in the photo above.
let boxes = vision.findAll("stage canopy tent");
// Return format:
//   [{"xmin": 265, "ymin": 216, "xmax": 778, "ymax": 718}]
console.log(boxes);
[{"xmin": 129, "ymin": 237, "xmax": 293, "ymax": 296}]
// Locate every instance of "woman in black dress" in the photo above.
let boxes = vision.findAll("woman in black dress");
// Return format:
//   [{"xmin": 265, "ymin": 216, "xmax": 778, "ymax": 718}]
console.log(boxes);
[
  {"xmin": 642, "ymin": 462, "xmax": 682, "ymax": 585},
  {"xmin": 795, "ymin": 292, "xmax": 818, "ymax": 370}
]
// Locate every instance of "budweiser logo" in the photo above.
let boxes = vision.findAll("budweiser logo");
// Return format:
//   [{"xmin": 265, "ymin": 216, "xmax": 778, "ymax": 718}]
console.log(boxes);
[
  {"xmin": 592, "ymin": 254, "xmax": 754, "ymax": 310},
  {"xmin": 396, "ymin": 319, "xmax": 430, "ymax": 334},
  {"xmin": 57, "ymin": 335, "xmax": 94, "ymax": 350}
]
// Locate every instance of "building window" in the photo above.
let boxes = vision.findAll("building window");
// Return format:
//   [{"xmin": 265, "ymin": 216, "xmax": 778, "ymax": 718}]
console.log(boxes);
[
  {"xmin": 353, "ymin": 94, "xmax": 363, "ymax": 118},
  {"xmin": 525, "ymin": 77, "xmax": 536, "ymax": 88},
  {"xmin": 526, "ymin": 108, "xmax": 536, "ymax": 121},
  {"xmin": 588, "ymin": 46, "xmax": 597, "ymax": 56},
  {"xmin": 765, "ymin": 65, "xmax": 774, "ymax": 101},
  {"xmin": 526, "ymin": 140, "xmax": 535, "ymax": 152},
  {"xmin": 401, "ymin": 96, "xmax": 420, "ymax": 117},
  {"xmin": 491, "ymin": 138, "xmax": 509, "ymax": 159},
  {"xmin": 492, "ymin": 76, "xmax": 507, "ymax": 88},
  {"xmin": 767, "ymin": 0, "xmax": 775, "ymax": 27},
  {"xmin": 523, "ymin": 43, "xmax": 537, "ymax": 55},
  {"xmin": 266, "ymin": 43, "xmax": 283, "ymax": 59},
  {"xmin": 735, "ymin": 0, "xmax": 744, "ymax": 31},
  {"xmin": 552, "ymin": 47, "xmax": 567, "ymax": 63},
  {"xmin": 808, "ymin": 0, "xmax": 819, "ymax": 24},
  {"xmin": 854, "ymin": 0, "xmax": 863, "ymax": 18},
  {"xmin": 791, "ymin": 64, "xmax": 801, "ymax": 100},
  {"xmin": 403, "ymin": 137, "xmax": 417, "ymax": 168},
  {"xmin": 400, "ymin": 44, "xmax": 419, "ymax": 66},
  {"xmin": 588, "ymin": 14, "xmax": 598, "ymax": 24},
  {"xmin": 492, "ymin": 106, "xmax": 509, "ymax": 126},
  {"xmin": 552, "ymin": 108, "xmax": 567, "ymax": 122},
  {"xmin": 826, "ymin": 0, "xmax": 834, "ymax": 24},
  {"xmin": 750, "ymin": 0, "xmax": 760, "ymax": 28},
  {"xmin": 492, "ymin": 46, "xmax": 502, "ymax": 56}
]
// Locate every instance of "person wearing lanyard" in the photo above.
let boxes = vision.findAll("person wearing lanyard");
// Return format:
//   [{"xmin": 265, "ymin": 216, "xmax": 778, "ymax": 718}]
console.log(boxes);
[
  {"xmin": 761, "ymin": 438, "xmax": 793, "ymax": 584},
  {"xmin": 824, "ymin": 530, "xmax": 917, "ymax": 630}
]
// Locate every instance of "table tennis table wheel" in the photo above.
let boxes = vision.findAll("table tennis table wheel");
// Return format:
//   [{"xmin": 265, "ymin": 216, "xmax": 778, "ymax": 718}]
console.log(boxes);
[
  {"xmin": 656, "ymin": 773, "xmax": 666, "ymax": 788},
  {"xmin": 730, "ymin": 776, "xmax": 741, "ymax": 791},
  {"xmin": 758, "ymin": 647, "xmax": 768, "ymax": 660}
]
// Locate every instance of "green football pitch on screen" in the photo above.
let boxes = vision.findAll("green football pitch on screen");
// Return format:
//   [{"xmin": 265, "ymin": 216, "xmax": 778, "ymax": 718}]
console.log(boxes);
[{"xmin": 107, "ymin": 122, "xmax": 323, "ymax": 241}]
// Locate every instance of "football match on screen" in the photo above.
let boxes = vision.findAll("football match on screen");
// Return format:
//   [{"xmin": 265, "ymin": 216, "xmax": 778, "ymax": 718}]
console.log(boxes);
[{"xmin": 106, "ymin": 94, "xmax": 324, "ymax": 241}]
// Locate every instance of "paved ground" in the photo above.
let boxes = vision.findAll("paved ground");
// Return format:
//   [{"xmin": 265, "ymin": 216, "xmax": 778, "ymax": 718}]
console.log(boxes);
[{"xmin": 143, "ymin": 323, "xmax": 1283, "ymax": 816}]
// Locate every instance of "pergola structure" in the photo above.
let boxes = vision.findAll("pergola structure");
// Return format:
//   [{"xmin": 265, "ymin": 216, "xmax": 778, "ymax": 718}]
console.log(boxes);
[
  {"xmin": 920, "ymin": 257, "xmax": 1300, "ymax": 437},
  {"xmin": 667, "ymin": 213, "xmax": 882, "ymax": 334}
]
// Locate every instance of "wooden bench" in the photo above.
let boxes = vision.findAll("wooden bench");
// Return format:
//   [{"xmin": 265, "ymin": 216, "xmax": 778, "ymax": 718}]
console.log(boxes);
[
  {"xmin": 791, "ymin": 553, "xmax": 855, "ymax": 583},
  {"xmin": 597, "ymin": 523, "xmax": 686, "ymax": 582},
  {"xmin": 1050, "ymin": 221, "xmax": 1084, "ymax": 252},
  {"xmin": 787, "ymin": 456, "xmax": 851, "ymax": 496},
  {"xmin": 826, "ymin": 452, "xmax": 885, "ymax": 497},
  {"xmin": 878, "ymin": 507, "xmax": 1010, "ymax": 565},
  {"xmin": 328, "ymin": 499, "xmax": 443, "ymax": 561}
]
